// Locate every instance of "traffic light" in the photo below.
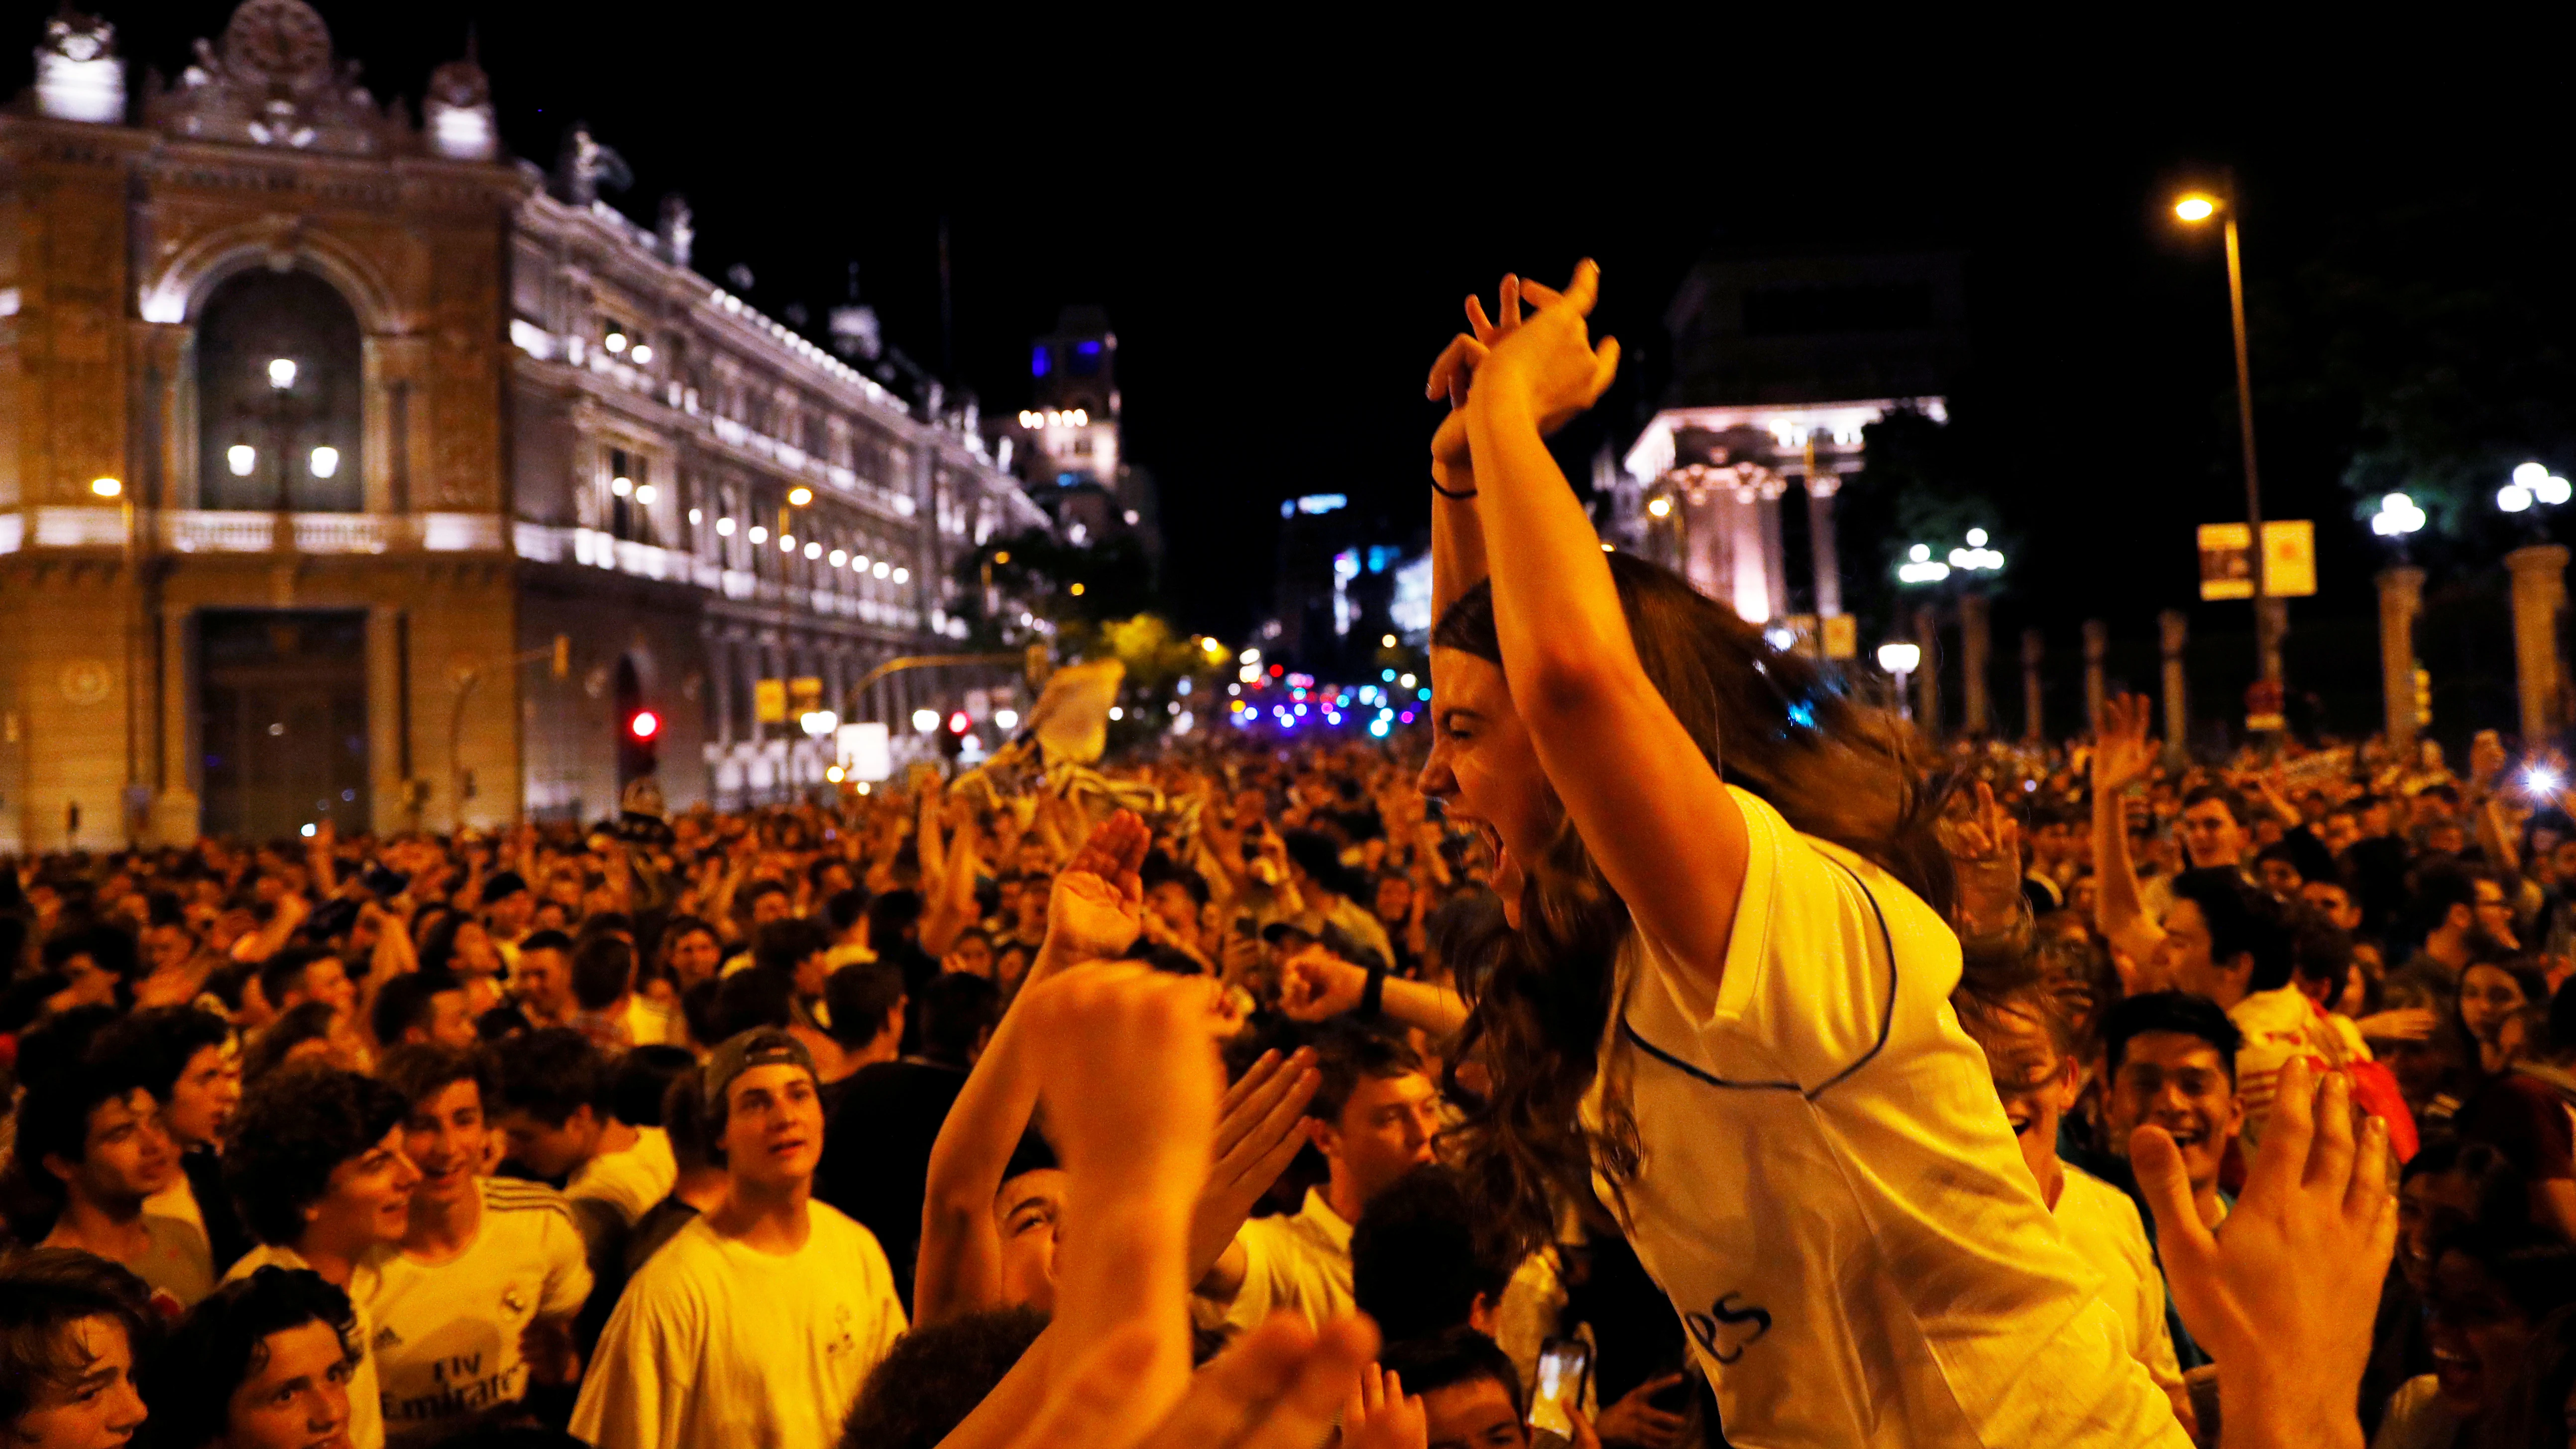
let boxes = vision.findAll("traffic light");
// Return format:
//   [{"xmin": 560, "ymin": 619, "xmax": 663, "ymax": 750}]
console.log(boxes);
[
  {"xmin": 619, "ymin": 707, "xmax": 661, "ymax": 782},
  {"xmin": 2414, "ymin": 667, "xmax": 2433, "ymax": 727}
]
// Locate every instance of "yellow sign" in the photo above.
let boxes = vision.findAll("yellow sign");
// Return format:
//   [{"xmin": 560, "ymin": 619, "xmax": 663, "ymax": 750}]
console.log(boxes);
[
  {"xmin": 789, "ymin": 676, "xmax": 823, "ymax": 711},
  {"xmin": 753, "ymin": 678, "xmax": 787, "ymax": 723},
  {"xmin": 1821, "ymin": 613, "xmax": 1858, "ymax": 660},
  {"xmin": 2198, "ymin": 521, "xmax": 2316, "ymax": 600}
]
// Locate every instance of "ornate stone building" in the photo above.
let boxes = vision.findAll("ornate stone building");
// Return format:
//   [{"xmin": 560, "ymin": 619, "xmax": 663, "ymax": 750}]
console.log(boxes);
[{"xmin": 0, "ymin": 0, "xmax": 1042, "ymax": 850}]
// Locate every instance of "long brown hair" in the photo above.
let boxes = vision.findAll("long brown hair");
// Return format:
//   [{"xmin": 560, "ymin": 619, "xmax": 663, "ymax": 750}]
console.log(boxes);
[{"xmin": 1432, "ymin": 554, "xmax": 1952, "ymax": 1257}]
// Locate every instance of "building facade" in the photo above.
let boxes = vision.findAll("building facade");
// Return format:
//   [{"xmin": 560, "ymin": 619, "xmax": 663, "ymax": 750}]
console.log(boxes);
[
  {"xmin": 1609, "ymin": 248, "xmax": 1966, "ymax": 642},
  {"xmin": 0, "ymin": 0, "xmax": 1042, "ymax": 852}
]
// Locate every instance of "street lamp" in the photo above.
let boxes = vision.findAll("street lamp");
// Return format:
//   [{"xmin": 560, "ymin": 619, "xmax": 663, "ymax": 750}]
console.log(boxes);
[
  {"xmin": 1897, "ymin": 544, "xmax": 1951, "ymax": 584},
  {"xmin": 2499, "ymin": 460, "xmax": 2573, "ymax": 515},
  {"xmin": 2370, "ymin": 492, "xmax": 2427, "ymax": 541},
  {"xmin": 2172, "ymin": 180, "xmax": 2276, "ymax": 687},
  {"xmin": 1877, "ymin": 641, "xmax": 1921, "ymax": 721}
]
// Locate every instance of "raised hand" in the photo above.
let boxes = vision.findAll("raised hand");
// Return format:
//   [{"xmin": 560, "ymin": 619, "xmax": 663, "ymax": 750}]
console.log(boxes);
[
  {"xmin": 2133, "ymin": 1059, "xmax": 2390, "ymax": 1449},
  {"xmin": 1189, "ymin": 1048, "xmax": 1321, "ymax": 1280},
  {"xmin": 1473, "ymin": 261, "xmax": 1620, "ymax": 433},
  {"xmin": 1040, "ymin": 810, "xmax": 1151, "ymax": 971},
  {"xmin": 1591, "ymin": 1371, "xmax": 1688, "ymax": 1449},
  {"xmin": 2091, "ymin": 692, "xmax": 2158, "ymax": 798},
  {"xmin": 1343, "ymin": 1365, "xmax": 1428, "ymax": 1449},
  {"xmin": 1276, "ymin": 945, "xmax": 1368, "ymax": 1022}
]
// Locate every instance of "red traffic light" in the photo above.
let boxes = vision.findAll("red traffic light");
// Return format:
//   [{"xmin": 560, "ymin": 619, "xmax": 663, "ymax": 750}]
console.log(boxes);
[
  {"xmin": 946, "ymin": 710, "xmax": 971, "ymax": 735},
  {"xmin": 628, "ymin": 709, "xmax": 661, "ymax": 741}
]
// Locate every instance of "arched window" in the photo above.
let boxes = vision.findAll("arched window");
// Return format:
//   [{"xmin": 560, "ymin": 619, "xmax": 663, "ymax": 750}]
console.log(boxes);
[{"xmin": 196, "ymin": 268, "xmax": 364, "ymax": 512}]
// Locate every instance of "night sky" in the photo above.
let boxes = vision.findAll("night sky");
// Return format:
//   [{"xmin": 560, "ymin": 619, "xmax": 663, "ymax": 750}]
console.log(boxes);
[{"xmin": 9, "ymin": 7, "xmax": 2566, "ymax": 737}]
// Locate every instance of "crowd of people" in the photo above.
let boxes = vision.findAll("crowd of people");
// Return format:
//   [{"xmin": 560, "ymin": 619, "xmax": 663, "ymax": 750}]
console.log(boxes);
[{"xmin": 0, "ymin": 263, "xmax": 2513, "ymax": 1449}]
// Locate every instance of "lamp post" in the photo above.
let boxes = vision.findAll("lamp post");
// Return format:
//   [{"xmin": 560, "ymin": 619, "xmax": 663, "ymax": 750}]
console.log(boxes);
[
  {"xmin": 2174, "ymin": 182, "xmax": 2277, "ymax": 689},
  {"xmin": 1878, "ymin": 642, "xmax": 1921, "ymax": 722},
  {"xmin": 2369, "ymin": 492, "xmax": 2429, "ymax": 752},
  {"xmin": 2497, "ymin": 462, "xmax": 2573, "ymax": 742}
]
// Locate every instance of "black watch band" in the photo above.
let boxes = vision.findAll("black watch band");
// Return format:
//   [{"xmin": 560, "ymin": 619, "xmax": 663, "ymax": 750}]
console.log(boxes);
[{"xmin": 1358, "ymin": 961, "xmax": 1388, "ymax": 1019}]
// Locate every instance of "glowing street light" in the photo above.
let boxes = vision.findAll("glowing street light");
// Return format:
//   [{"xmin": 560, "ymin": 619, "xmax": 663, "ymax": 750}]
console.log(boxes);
[
  {"xmin": 266, "ymin": 357, "xmax": 298, "ymax": 390},
  {"xmin": 1897, "ymin": 544, "xmax": 1951, "ymax": 584},
  {"xmin": 90, "ymin": 476, "xmax": 121, "ymax": 498},
  {"xmin": 1877, "ymin": 641, "xmax": 1921, "ymax": 721},
  {"xmin": 1646, "ymin": 495, "xmax": 1674, "ymax": 519},
  {"xmin": 787, "ymin": 486, "xmax": 814, "ymax": 506},
  {"xmin": 2370, "ymin": 492, "xmax": 2427, "ymax": 538},
  {"xmin": 2171, "ymin": 180, "xmax": 2276, "ymax": 687},
  {"xmin": 2501, "ymin": 460, "xmax": 2573, "ymax": 514}
]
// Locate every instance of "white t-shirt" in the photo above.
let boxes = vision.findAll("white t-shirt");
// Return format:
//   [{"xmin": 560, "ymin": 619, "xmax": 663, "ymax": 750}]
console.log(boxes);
[
  {"xmin": 568, "ymin": 1127, "xmax": 677, "ymax": 1229},
  {"xmin": 1583, "ymin": 785, "xmax": 2186, "ymax": 1448},
  {"xmin": 224, "ymin": 1243, "xmax": 390, "ymax": 1449},
  {"xmin": 2053, "ymin": 1164, "xmax": 2186, "ymax": 1398},
  {"xmin": 2371, "ymin": 1374, "xmax": 2462, "ymax": 1449},
  {"xmin": 568, "ymin": 1203, "xmax": 907, "ymax": 1449},
  {"xmin": 1217, "ymin": 1187, "xmax": 1355, "ymax": 1335},
  {"xmin": 369, "ymin": 1178, "xmax": 593, "ymax": 1432}
]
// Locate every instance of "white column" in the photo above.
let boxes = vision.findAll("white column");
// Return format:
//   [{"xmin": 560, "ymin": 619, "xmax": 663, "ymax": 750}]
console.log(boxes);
[{"xmin": 1806, "ymin": 472, "xmax": 1843, "ymax": 618}]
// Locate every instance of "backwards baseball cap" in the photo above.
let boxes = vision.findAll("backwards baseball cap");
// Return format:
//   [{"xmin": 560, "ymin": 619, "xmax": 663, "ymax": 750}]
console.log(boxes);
[{"xmin": 702, "ymin": 1026, "xmax": 816, "ymax": 1109}]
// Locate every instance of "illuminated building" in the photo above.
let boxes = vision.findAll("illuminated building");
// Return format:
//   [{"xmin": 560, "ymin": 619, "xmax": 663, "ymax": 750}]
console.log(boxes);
[
  {"xmin": 1004, "ymin": 306, "xmax": 1160, "ymax": 560},
  {"xmin": 0, "ymin": 0, "xmax": 1039, "ymax": 848},
  {"xmin": 1614, "ymin": 249, "xmax": 1964, "ymax": 640}
]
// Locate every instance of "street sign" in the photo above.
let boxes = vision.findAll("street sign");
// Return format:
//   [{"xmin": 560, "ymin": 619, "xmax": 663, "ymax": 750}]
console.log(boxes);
[
  {"xmin": 1821, "ymin": 614, "xmax": 1858, "ymax": 660},
  {"xmin": 837, "ymin": 721, "xmax": 892, "ymax": 781},
  {"xmin": 789, "ymin": 676, "xmax": 823, "ymax": 712},
  {"xmin": 753, "ymin": 678, "xmax": 786, "ymax": 723},
  {"xmin": 2198, "ymin": 521, "xmax": 2316, "ymax": 600}
]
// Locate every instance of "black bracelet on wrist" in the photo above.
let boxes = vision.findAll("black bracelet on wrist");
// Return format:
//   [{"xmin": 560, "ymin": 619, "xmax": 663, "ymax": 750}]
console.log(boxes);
[
  {"xmin": 1358, "ymin": 961, "xmax": 1388, "ymax": 1019},
  {"xmin": 1429, "ymin": 478, "xmax": 1478, "ymax": 500}
]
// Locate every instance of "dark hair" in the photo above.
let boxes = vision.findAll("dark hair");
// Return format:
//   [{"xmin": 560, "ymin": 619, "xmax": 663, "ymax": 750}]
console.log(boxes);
[
  {"xmin": 2414, "ymin": 867, "xmax": 2484, "ymax": 945},
  {"xmin": 2289, "ymin": 918, "xmax": 2356, "ymax": 995},
  {"xmin": 918, "ymin": 973, "xmax": 1001, "ymax": 1067},
  {"xmin": 0, "ymin": 1051, "xmax": 151, "ymax": 1243},
  {"xmin": 661, "ymin": 1071, "xmax": 712, "ymax": 1174},
  {"xmin": 753, "ymin": 918, "xmax": 833, "ymax": 978},
  {"xmin": 2434, "ymin": 1234, "xmax": 2576, "ymax": 1332},
  {"xmin": 475, "ymin": 1003, "xmax": 533, "ymax": 1043},
  {"xmin": 0, "ymin": 1248, "xmax": 156, "ymax": 1431},
  {"xmin": 679, "ymin": 977, "xmax": 724, "ymax": 1050},
  {"xmin": 258, "ymin": 946, "xmax": 336, "ymax": 1010},
  {"xmin": 223, "ymin": 1064, "xmax": 409, "ymax": 1247},
  {"xmin": 867, "ymin": 890, "xmax": 925, "ymax": 944},
  {"xmin": 1375, "ymin": 1326, "xmax": 1522, "ymax": 1416},
  {"xmin": 2169, "ymin": 868, "xmax": 2294, "ymax": 992},
  {"xmin": 2403, "ymin": 1139, "xmax": 2532, "ymax": 1242},
  {"xmin": 489, "ymin": 1027, "xmax": 613, "ymax": 1127},
  {"xmin": 2103, "ymin": 990, "xmax": 2246, "ymax": 1088},
  {"xmin": 1309, "ymin": 1020, "xmax": 1425, "ymax": 1125},
  {"xmin": 518, "ymin": 928, "xmax": 576, "ymax": 958},
  {"xmin": 480, "ymin": 871, "xmax": 531, "ymax": 906},
  {"xmin": 141, "ymin": 1265, "xmax": 355, "ymax": 1449},
  {"xmin": 371, "ymin": 969, "xmax": 464, "ymax": 1047},
  {"xmin": 2180, "ymin": 783, "xmax": 2247, "ymax": 830},
  {"xmin": 824, "ymin": 962, "xmax": 905, "ymax": 1050},
  {"xmin": 822, "ymin": 890, "xmax": 870, "ymax": 936},
  {"xmin": 377, "ymin": 1042, "xmax": 497, "ymax": 1116},
  {"xmin": 571, "ymin": 935, "xmax": 638, "ymax": 1011},
  {"xmin": 713, "ymin": 967, "xmax": 796, "ymax": 1039},
  {"xmin": 614, "ymin": 1045, "xmax": 699, "ymax": 1128},
  {"xmin": 90, "ymin": 1004, "xmax": 231, "ymax": 1107},
  {"xmin": 243, "ymin": 1000, "xmax": 341, "ymax": 1084},
  {"xmin": 1350, "ymin": 1165, "xmax": 1511, "ymax": 1343},
  {"xmin": 1432, "ymin": 559, "xmax": 1951, "ymax": 1258},
  {"xmin": 838, "ymin": 1307, "xmax": 1048, "ymax": 1449}
]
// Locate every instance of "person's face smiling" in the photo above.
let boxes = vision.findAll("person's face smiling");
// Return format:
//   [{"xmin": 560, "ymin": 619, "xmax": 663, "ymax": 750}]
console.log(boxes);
[{"xmin": 1420, "ymin": 647, "xmax": 1557, "ymax": 927}]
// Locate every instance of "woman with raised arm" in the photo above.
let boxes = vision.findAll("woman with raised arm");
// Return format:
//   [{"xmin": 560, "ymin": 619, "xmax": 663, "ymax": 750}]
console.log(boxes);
[{"xmin": 1421, "ymin": 261, "xmax": 2187, "ymax": 1447}]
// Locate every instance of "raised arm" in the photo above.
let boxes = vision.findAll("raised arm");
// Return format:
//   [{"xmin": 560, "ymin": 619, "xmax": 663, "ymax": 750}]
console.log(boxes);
[
  {"xmin": 1458, "ymin": 262, "xmax": 1747, "ymax": 984},
  {"xmin": 2089, "ymin": 694, "xmax": 2167, "ymax": 978}
]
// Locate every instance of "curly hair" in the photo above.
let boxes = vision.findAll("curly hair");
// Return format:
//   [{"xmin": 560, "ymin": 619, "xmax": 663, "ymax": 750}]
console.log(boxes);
[
  {"xmin": 838, "ymin": 1307, "xmax": 1046, "ymax": 1449},
  {"xmin": 140, "ymin": 1265, "xmax": 355, "ymax": 1449},
  {"xmin": 1431, "ymin": 558, "xmax": 1952, "ymax": 1260},
  {"xmin": 221, "ymin": 1063, "xmax": 408, "ymax": 1248}
]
